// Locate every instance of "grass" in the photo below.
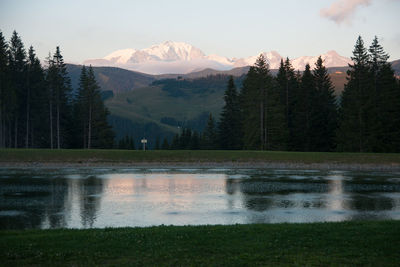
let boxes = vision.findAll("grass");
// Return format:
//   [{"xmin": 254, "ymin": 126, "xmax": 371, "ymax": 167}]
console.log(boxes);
[
  {"xmin": 105, "ymin": 84, "xmax": 225, "ymax": 132},
  {"xmin": 1, "ymin": 221, "xmax": 399, "ymax": 266},
  {"xmin": 1, "ymin": 149, "xmax": 400, "ymax": 165}
]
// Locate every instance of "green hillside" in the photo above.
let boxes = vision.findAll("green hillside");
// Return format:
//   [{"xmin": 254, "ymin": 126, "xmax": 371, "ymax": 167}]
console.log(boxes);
[
  {"xmin": 105, "ymin": 75, "xmax": 240, "ymax": 132},
  {"xmin": 66, "ymin": 64, "xmax": 155, "ymax": 93}
]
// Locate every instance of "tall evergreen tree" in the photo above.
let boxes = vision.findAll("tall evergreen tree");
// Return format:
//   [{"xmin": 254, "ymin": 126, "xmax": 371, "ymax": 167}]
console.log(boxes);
[
  {"xmin": 75, "ymin": 66, "xmax": 89, "ymax": 148},
  {"xmin": 46, "ymin": 46, "xmax": 71, "ymax": 149},
  {"xmin": 8, "ymin": 31, "xmax": 27, "ymax": 148},
  {"xmin": 311, "ymin": 56, "xmax": 338, "ymax": 151},
  {"xmin": 75, "ymin": 65, "xmax": 114, "ymax": 149},
  {"xmin": 337, "ymin": 36, "xmax": 374, "ymax": 152},
  {"xmin": 368, "ymin": 37, "xmax": 400, "ymax": 152},
  {"xmin": 241, "ymin": 66, "xmax": 260, "ymax": 149},
  {"xmin": 291, "ymin": 64, "xmax": 316, "ymax": 151},
  {"xmin": 276, "ymin": 58, "xmax": 298, "ymax": 150},
  {"xmin": 202, "ymin": 113, "xmax": 218, "ymax": 149},
  {"xmin": 171, "ymin": 133, "xmax": 180, "ymax": 150},
  {"xmin": 241, "ymin": 55, "xmax": 287, "ymax": 150},
  {"xmin": 26, "ymin": 46, "xmax": 46, "ymax": 148},
  {"xmin": 161, "ymin": 137, "xmax": 170, "ymax": 150},
  {"xmin": 218, "ymin": 76, "xmax": 242, "ymax": 149},
  {"xmin": 0, "ymin": 31, "xmax": 8, "ymax": 148}
]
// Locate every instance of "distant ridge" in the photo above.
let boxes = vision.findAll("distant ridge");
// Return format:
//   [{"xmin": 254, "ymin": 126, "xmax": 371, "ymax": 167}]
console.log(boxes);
[{"xmin": 69, "ymin": 59, "xmax": 400, "ymax": 94}]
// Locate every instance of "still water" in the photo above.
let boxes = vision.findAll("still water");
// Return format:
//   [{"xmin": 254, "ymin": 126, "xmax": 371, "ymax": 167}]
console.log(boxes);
[{"xmin": 1, "ymin": 168, "xmax": 400, "ymax": 229}]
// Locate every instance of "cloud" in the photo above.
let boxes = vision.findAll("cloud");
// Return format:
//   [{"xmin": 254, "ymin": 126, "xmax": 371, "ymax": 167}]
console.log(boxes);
[{"xmin": 320, "ymin": 0, "xmax": 371, "ymax": 25}]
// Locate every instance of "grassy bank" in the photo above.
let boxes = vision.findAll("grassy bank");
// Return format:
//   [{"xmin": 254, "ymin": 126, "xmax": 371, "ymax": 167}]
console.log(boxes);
[
  {"xmin": 1, "ymin": 149, "xmax": 400, "ymax": 166},
  {"xmin": 1, "ymin": 221, "xmax": 399, "ymax": 266}
]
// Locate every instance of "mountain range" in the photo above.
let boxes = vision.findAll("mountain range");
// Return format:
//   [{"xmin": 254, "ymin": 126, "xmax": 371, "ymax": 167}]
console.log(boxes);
[{"xmin": 84, "ymin": 41, "xmax": 353, "ymax": 75}]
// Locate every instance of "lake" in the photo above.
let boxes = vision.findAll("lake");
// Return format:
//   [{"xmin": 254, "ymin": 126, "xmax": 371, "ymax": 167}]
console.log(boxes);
[{"xmin": 1, "ymin": 167, "xmax": 400, "ymax": 229}]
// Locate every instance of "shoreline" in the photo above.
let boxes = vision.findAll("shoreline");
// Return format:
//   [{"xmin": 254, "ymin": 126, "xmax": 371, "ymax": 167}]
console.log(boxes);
[{"xmin": 1, "ymin": 160, "xmax": 400, "ymax": 171}]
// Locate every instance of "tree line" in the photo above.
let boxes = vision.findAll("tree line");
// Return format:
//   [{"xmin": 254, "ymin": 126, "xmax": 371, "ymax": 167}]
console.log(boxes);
[
  {"xmin": 0, "ymin": 30, "xmax": 114, "ymax": 149},
  {"xmin": 156, "ymin": 36, "xmax": 400, "ymax": 152}
]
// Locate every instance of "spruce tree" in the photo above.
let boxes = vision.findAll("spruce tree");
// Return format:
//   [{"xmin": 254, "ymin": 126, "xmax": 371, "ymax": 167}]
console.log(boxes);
[
  {"xmin": 202, "ymin": 113, "xmax": 217, "ymax": 149},
  {"xmin": 311, "ymin": 56, "xmax": 338, "ymax": 151},
  {"xmin": 291, "ymin": 64, "xmax": 315, "ymax": 151},
  {"xmin": 161, "ymin": 137, "xmax": 170, "ymax": 150},
  {"xmin": 190, "ymin": 131, "xmax": 200, "ymax": 150},
  {"xmin": 26, "ymin": 46, "xmax": 46, "ymax": 148},
  {"xmin": 276, "ymin": 57, "xmax": 297, "ymax": 149},
  {"xmin": 171, "ymin": 133, "xmax": 179, "ymax": 150},
  {"xmin": 0, "ymin": 31, "xmax": 8, "ymax": 148},
  {"xmin": 75, "ymin": 65, "xmax": 114, "ymax": 148},
  {"xmin": 241, "ymin": 55, "xmax": 287, "ymax": 150},
  {"xmin": 240, "ymin": 66, "xmax": 260, "ymax": 149},
  {"xmin": 368, "ymin": 37, "xmax": 400, "ymax": 152},
  {"xmin": 46, "ymin": 46, "xmax": 71, "ymax": 149},
  {"xmin": 218, "ymin": 76, "xmax": 242, "ymax": 150},
  {"xmin": 337, "ymin": 36, "xmax": 373, "ymax": 152},
  {"xmin": 8, "ymin": 31, "xmax": 27, "ymax": 148},
  {"xmin": 75, "ymin": 66, "xmax": 89, "ymax": 148}
]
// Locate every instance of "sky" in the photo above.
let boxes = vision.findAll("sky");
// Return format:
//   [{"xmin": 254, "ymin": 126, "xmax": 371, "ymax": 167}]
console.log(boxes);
[{"xmin": 1, "ymin": 0, "xmax": 399, "ymax": 63}]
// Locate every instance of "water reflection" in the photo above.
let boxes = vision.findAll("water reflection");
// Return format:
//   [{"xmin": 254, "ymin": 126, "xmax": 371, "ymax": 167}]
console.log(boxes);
[{"xmin": 0, "ymin": 168, "xmax": 399, "ymax": 229}]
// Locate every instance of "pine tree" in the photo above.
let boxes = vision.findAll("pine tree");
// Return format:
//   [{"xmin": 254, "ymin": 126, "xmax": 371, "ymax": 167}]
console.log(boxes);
[
  {"xmin": 75, "ymin": 66, "xmax": 89, "ymax": 148},
  {"xmin": 75, "ymin": 65, "xmax": 114, "ymax": 148},
  {"xmin": 190, "ymin": 131, "xmax": 200, "ymax": 150},
  {"xmin": 161, "ymin": 137, "xmax": 170, "ymax": 150},
  {"xmin": 0, "ymin": 31, "xmax": 8, "ymax": 148},
  {"xmin": 129, "ymin": 136, "xmax": 135, "ymax": 150},
  {"xmin": 8, "ymin": 31, "xmax": 27, "ymax": 148},
  {"xmin": 241, "ymin": 55, "xmax": 287, "ymax": 150},
  {"xmin": 155, "ymin": 136, "xmax": 160, "ymax": 150},
  {"xmin": 202, "ymin": 113, "xmax": 217, "ymax": 149},
  {"xmin": 171, "ymin": 133, "xmax": 179, "ymax": 150},
  {"xmin": 291, "ymin": 64, "xmax": 316, "ymax": 151},
  {"xmin": 240, "ymin": 67, "xmax": 260, "ymax": 149},
  {"xmin": 311, "ymin": 56, "xmax": 338, "ymax": 151},
  {"xmin": 218, "ymin": 76, "xmax": 242, "ymax": 150},
  {"xmin": 338, "ymin": 36, "xmax": 374, "ymax": 152},
  {"xmin": 26, "ymin": 46, "xmax": 46, "ymax": 148},
  {"xmin": 46, "ymin": 46, "xmax": 71, "ymax": 149},
  {"xmin": 368, "ymin": 37, "xmax": 400, "ymax": 152}
]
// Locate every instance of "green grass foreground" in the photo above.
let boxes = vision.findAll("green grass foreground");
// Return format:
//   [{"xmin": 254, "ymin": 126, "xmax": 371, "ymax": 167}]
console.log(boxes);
[
  {"xmin": 1, "ymin": 221, "xmax": 399, "ymax": 266},
  {"xmin": 1, "ymin": 149, "xmax": 400, "ymax": 165}
]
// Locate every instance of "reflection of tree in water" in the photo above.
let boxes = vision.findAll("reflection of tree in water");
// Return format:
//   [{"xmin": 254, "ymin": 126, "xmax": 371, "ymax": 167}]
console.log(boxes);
[
  {"xmin": 225, "ymin": 179, "xmax": 238, "ymax": 195},
  {"xmin": 45, "ymin": 178, "xmax": 69, "ymax": 228},
  {"xmin": 348, "ymin": 194, "xmax": 395, "ymax": 212},
  {"xmin": 79, "ymin": 176, "xmax": 104, "ymax": 228},
  {"xmin": 0, "ymin": 174, "xmax": 69, "ymax": 229},
  {"xmin": 237, "ymin": 179, "xmax": 275, "ymax": 212}
]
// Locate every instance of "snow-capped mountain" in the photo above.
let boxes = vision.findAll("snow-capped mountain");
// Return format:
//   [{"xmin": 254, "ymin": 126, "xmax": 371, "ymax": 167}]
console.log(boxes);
[{"xmin": 84, "ymin": 41, "xmax": 352, "ymax": 74}]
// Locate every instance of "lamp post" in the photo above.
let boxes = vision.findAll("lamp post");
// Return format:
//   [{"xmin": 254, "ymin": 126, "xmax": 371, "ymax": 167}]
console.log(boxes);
[{"xmin": 141, "ymin": 138, "xmax": 147, "ymax": 151}]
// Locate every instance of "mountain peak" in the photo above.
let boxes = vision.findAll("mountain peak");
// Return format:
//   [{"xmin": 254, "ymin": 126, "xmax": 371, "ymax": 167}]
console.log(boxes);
[
  {"xmin": 83, "ymin": 42, "xmax": 352, "ymax": 74},
  {"xmin": 326, "ymin": 50, "xmax": 340, "ymax": 56}
]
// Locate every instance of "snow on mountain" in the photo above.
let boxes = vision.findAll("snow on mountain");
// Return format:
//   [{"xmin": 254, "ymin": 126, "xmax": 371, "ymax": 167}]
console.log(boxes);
[
  {"xmin": 140, "ymin": 41, "xmax": 205, "ymax": 61},
  {"xmin": 233, "ymin": 51, "xmax": 283, "ymax": 69},
  {"xmin": 291, "ymin": 50, "xmax": 352, "ymax": 70},
  {"xmin": 83, "ymin": 41, "xmax": 352, "ymax": 74},
  {"xmin": 103, "ymin": 48, "xmax": 137, "ymax": 64}
]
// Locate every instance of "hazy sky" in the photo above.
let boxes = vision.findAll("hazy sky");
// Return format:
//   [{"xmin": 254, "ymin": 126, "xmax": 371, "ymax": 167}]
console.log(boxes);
[{"xmin": 1, "ymin": 0, "xmax": 399, "ymax": 63}]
